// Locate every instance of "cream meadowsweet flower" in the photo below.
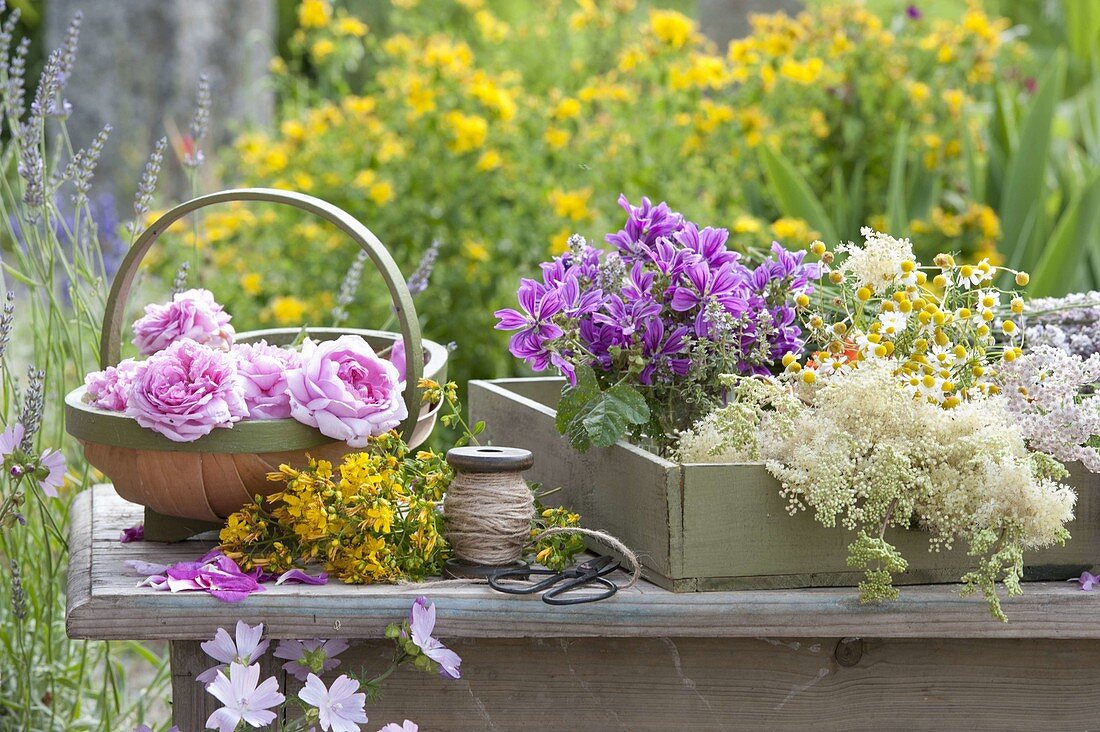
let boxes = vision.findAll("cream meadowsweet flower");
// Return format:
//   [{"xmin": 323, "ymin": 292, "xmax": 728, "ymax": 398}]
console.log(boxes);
[{"xmin": 837, "ymin": 228, "xmax": 917, "ymax": 295}]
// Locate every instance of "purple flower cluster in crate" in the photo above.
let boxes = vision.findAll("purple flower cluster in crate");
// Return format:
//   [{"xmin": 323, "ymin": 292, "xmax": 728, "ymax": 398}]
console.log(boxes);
[{"xmin": 495, "ymin": 195, "xmax": 819, "ymax": 434}]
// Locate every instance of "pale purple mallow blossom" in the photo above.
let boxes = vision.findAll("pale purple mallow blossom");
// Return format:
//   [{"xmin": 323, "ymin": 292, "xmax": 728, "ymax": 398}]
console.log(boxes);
[
  {"xmin": 119, "ymin": 523, "xmax": 144, "ymax": 543},
  {"xmin": 406, "ymin": 596, "xmax": 462, "ymax": 680},
  {"xmin": 232, "ymin": 340, "xmax": 301, "ymax": 419},
  {"xmin": 138, "ymin": 550, "xmax": 264, "ymax": 603},
  {"xmin": 0, "ymin": 423, "xmax": 23, "ymax": 458},
  {"xmin": 204, "ymin": 662, "xmax": 284, "ymax": 732},
  {"xmin": 286, "ymin": 335, "xmax": 408, "ymax": 447},
  {"xmin": 197, "ymin": 620, "xmax": 271, "ymax": 685},
  {"xmin": 36, "ymin": 449, "xmax": 66, "ymax": 497},
  {"xmin": 132, "ymin": 288, "xmax": 235, "ymax": 355},
  {"xmin": 299, "ymin": 673, "xmax": 369, "ymax": 732},
  {"xmin": 1070, "ymin": 571, "xmax": 1100, "ymax": 591},
  {"xmin": 134, "ymin": 726, "xmax": 180, "ymax": 732},
  {"xmin": 83, "ymin": 358, "xmax": 141, "ymax": 411},
  {"xmin": 275, "ymin": 638, "xmax": 350, "ymax": 681},
  {"xmin": 378, "ymin": 722, "xmax": 418, "ymax": 732},
  {"xmin": 126, "ymin": 339, "xmax": 248, "ymax": 442}
]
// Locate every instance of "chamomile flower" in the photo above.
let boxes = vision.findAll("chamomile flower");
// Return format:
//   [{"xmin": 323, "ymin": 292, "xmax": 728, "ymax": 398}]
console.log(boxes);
[{"xmin": 878, "ymin": 311, "xmax": 909, "ymax": 337}]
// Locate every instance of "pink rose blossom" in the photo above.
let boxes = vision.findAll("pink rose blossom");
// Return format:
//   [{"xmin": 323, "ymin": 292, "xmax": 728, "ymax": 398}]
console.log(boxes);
[
  {"xmin": 233, "ymin": 341, "xmax": 301, "ymax": 419},
  {"xmin": 84, "ymin": 358, "xmax": 141, "ymax": 411},
  {"xmin": 131, "ymin": 288, "xmax": 235, "ymax": 355},
  {"xmin": 286, "ymin": 335, "xmax": 407, "ymax": 447},
  {"xmin": 126, "ymin": 339, "xmax": 247, "ymax": 442},
  {"xmin": 389, "ymin": 337, "xmax": 406, "ymax": 383}
]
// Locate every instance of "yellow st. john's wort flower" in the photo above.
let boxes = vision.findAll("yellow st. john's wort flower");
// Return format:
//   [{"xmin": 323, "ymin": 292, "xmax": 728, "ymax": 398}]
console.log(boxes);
[
  {"xmin": 298, "ymin": 0, "xmax": 331, "ymax": 29},
  {"xmin": 649, "ymin": 9, "xmax": 695, "ymax": 49},
  {"xmin": 269, "ymin": 296, "xmax": 308, "ymax": 325},
  {"xmin": 444, "ymin": 111, "xmax": 488, "ymax": 153},
  {"xmin": 549, "ymin": 188, "xmax": 592, "ymax": 222}
]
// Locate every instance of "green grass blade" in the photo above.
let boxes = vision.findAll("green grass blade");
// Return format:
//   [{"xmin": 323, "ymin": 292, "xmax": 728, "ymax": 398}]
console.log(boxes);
[
  {"xmin": 886, "ymin": 124, "xmax": 909, "ymax": 233},
  {"xmin": 1003, "ymin": 52, "xmax": 1067, "ymax": 270},
  {"xmin": 758, "ymin": 145, "xmax": 838, "ymax": 244},
  {"xmin": 1028, "ymin": 170, "xmax": 1100, "ymax": 297}
]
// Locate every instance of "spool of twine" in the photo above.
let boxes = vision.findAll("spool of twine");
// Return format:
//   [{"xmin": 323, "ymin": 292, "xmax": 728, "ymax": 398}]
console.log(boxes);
[{"xmin": 444, "ymin": 446, "xmax": 535, "ymax": 567}]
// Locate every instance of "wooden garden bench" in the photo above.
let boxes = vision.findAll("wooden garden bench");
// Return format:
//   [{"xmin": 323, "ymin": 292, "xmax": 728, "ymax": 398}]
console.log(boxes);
[{"xmin": 68, "ymin": 485, "xmax": 1100, "ymax": 730}]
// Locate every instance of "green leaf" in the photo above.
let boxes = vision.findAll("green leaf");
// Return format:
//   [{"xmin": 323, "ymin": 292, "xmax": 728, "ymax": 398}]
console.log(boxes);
[
  {"xmin": 1030, "ymin": 170, "xmax": 1100, "ymax": 297},
  {"xmin": 555, "ymin": 365, "xmax": 649, "ymax": 452},
  {"xmin": 578, "ymin": 383, "xmax": 649, "ymax": 449},
  {"xmin": 1003, "ymin": 52, "xmax": 1067, "ymax": 270},
  {"xmin": 886, "ymin": 124, "xmax": 909, "ymax": 233},
  {"xmin": 555, "ymin": 363, "xmax": 600, "ymax": 436},
  {"xmin": 758, "ymin": 145, "xmax": 839, "ymax": 244}
]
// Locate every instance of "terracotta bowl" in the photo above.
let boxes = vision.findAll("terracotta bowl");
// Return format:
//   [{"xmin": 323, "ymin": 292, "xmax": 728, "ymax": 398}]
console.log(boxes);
[{"xmin": 65, "ymin": 328, "xmax": 448, "ymax": 523}]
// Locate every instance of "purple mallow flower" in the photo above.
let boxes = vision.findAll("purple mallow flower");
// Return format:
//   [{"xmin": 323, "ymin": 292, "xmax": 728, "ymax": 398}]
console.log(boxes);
[
  {"xmin": 497, "ymin": 195, "xmax": 820, "ymax": 415},
  {"xmin": 605, "ymin": 194, "xmax": 684, "ymax": 255},
  {"xmin": 274, "ymin": 638, "xmax": 350, "ymax": 681},
  {"xmin": 298, "ymin": 673, "xmax": 369, "ymax": 732},
  {"xmin": 198, "ymin": 620, "xmax": 270, "ymax": 685},
  {"xmin": 406, "ymin": 596, "xmax": 462, "ymax": 679},
  {"xmin": 905, "ymin": 4, "xmax": 922, "ymax": 20},
  {"xmin": 205, "ymin": 662, "xmax": 284, "ymax": 732}
]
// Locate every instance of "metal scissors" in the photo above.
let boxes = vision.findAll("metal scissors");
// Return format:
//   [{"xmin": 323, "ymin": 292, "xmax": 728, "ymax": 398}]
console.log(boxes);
[{"xmin": 488, "ymin": 555, "xmax": 620, "ymax": 605}]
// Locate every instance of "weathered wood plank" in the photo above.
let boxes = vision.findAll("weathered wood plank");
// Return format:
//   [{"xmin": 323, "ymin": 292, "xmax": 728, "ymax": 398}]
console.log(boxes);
[
  {"xmin": 65, "ymin": 485, "xmax": 1100, "ymax": 641},
  {"xmin": 176, "ymin": 636, "xmax": 1100, "ymax": 731}
]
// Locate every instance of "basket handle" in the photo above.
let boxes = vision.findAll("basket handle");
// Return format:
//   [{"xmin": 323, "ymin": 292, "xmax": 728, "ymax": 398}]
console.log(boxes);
[{"xmin": 101, "ymin": 187, "xmax": 425, "ymax": 443}]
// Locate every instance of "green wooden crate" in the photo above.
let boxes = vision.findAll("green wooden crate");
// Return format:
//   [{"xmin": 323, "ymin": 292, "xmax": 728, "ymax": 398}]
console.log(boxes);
[{"xmin": 469, "ymin": 377, "xmax": 1100, "ymax": 591}]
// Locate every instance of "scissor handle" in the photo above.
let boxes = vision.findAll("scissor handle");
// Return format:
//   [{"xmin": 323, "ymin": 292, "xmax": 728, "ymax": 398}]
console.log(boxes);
[
  {"xmin": 488, "ymin": 567, "xmax": 559, "ymax": 595},
  {"xmin": 543, "ymin": 575, "xmax": 618, "ymax": 606}
]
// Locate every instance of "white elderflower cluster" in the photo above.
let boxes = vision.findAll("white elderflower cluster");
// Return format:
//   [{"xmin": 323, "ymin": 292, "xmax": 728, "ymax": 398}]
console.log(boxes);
[
  {"xmin": 676, "ymin": 376, "xmax": 799, "ymax": 464},
  {"xmin": 753, "ymin": 360, "xmax": 1074, "ymax": 620},
  {"xmin": 837, "ymin": 228, "xmax": 917, "ymax": 295},
  {"xmin": 997, "ymin": 345, "xmax": 1100, "ymax": 472}
]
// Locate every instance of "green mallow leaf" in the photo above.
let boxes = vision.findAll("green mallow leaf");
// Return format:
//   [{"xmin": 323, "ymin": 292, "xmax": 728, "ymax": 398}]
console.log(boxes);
[{"xmin": 556, "ymin": 365, "xmax": 649, "ymax": 452}]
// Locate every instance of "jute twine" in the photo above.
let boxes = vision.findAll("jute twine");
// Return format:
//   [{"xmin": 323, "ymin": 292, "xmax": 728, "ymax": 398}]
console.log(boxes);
[
  {"xmin": 529, "ymin": 526, "xmax": 641, "ymax": 590},
  {"xmin": 443, "ymin": 471, "xmax": 535, "ymax": 566}
]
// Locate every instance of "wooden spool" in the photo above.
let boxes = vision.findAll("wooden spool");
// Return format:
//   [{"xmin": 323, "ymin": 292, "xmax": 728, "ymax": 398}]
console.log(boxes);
[
  {"xmin": 64, "ymin": 188, "xmax": 448, "ymax": 537},
  {"xmin": 442, "ymin": 446, "xmax": 535, "ymax": 579}
]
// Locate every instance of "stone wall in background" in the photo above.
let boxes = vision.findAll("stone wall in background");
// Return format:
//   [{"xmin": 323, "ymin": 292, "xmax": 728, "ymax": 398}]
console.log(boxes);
[
  {"xmin": 698, "ymin": 0, "xmax": 803, "ymax": 48},
  {"xmin": 46, "ymin": 0, "xmax": 275, "ymax": 202}
]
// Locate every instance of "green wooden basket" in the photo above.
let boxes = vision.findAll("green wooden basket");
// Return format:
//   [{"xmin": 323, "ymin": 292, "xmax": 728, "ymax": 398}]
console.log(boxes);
[{"xmin": 65, "ymin": 188, "xmax": 448, "ymax": 534}]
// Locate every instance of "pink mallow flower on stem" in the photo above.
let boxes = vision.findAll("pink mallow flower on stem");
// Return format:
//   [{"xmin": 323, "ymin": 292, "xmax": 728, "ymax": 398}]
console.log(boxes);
[
  {"xmin": 204, "ymin": 662, "xmax": 284, "ymax": 732},
  {"xmin": 232, "ymin": 340, "xmax": 302, "ymax": 419},
  {"xmin": 1, "ymin": 422, "xmax": 67, "ymax": 498},
  {"xmin": 126, "ymin": 339, "xmax": 248, "ymax": 442},
  {"xmin": 132, "ymin": 288, "xmax": 235, "ymax": 355},
  {"xmin": 197, "ymin": 620, "xmax": 271, "ymax": 685},
  {"xmin": 299, "ymin": 673, "xmax": 369, "ymax": 732},
  {"xmin": 286, "ymin": 335, "xmax": 407, "ymax": 447},
  {"xmin": 405, "ymin": 596, "xmax": 461, "ymax": 680},
  {"xmin": 274, "ymin": 638, "xmax": 350, "ymax": 681},
  {"xmin": 378, "ymin": 722, "xmax": 418, "ymax": 732}
]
